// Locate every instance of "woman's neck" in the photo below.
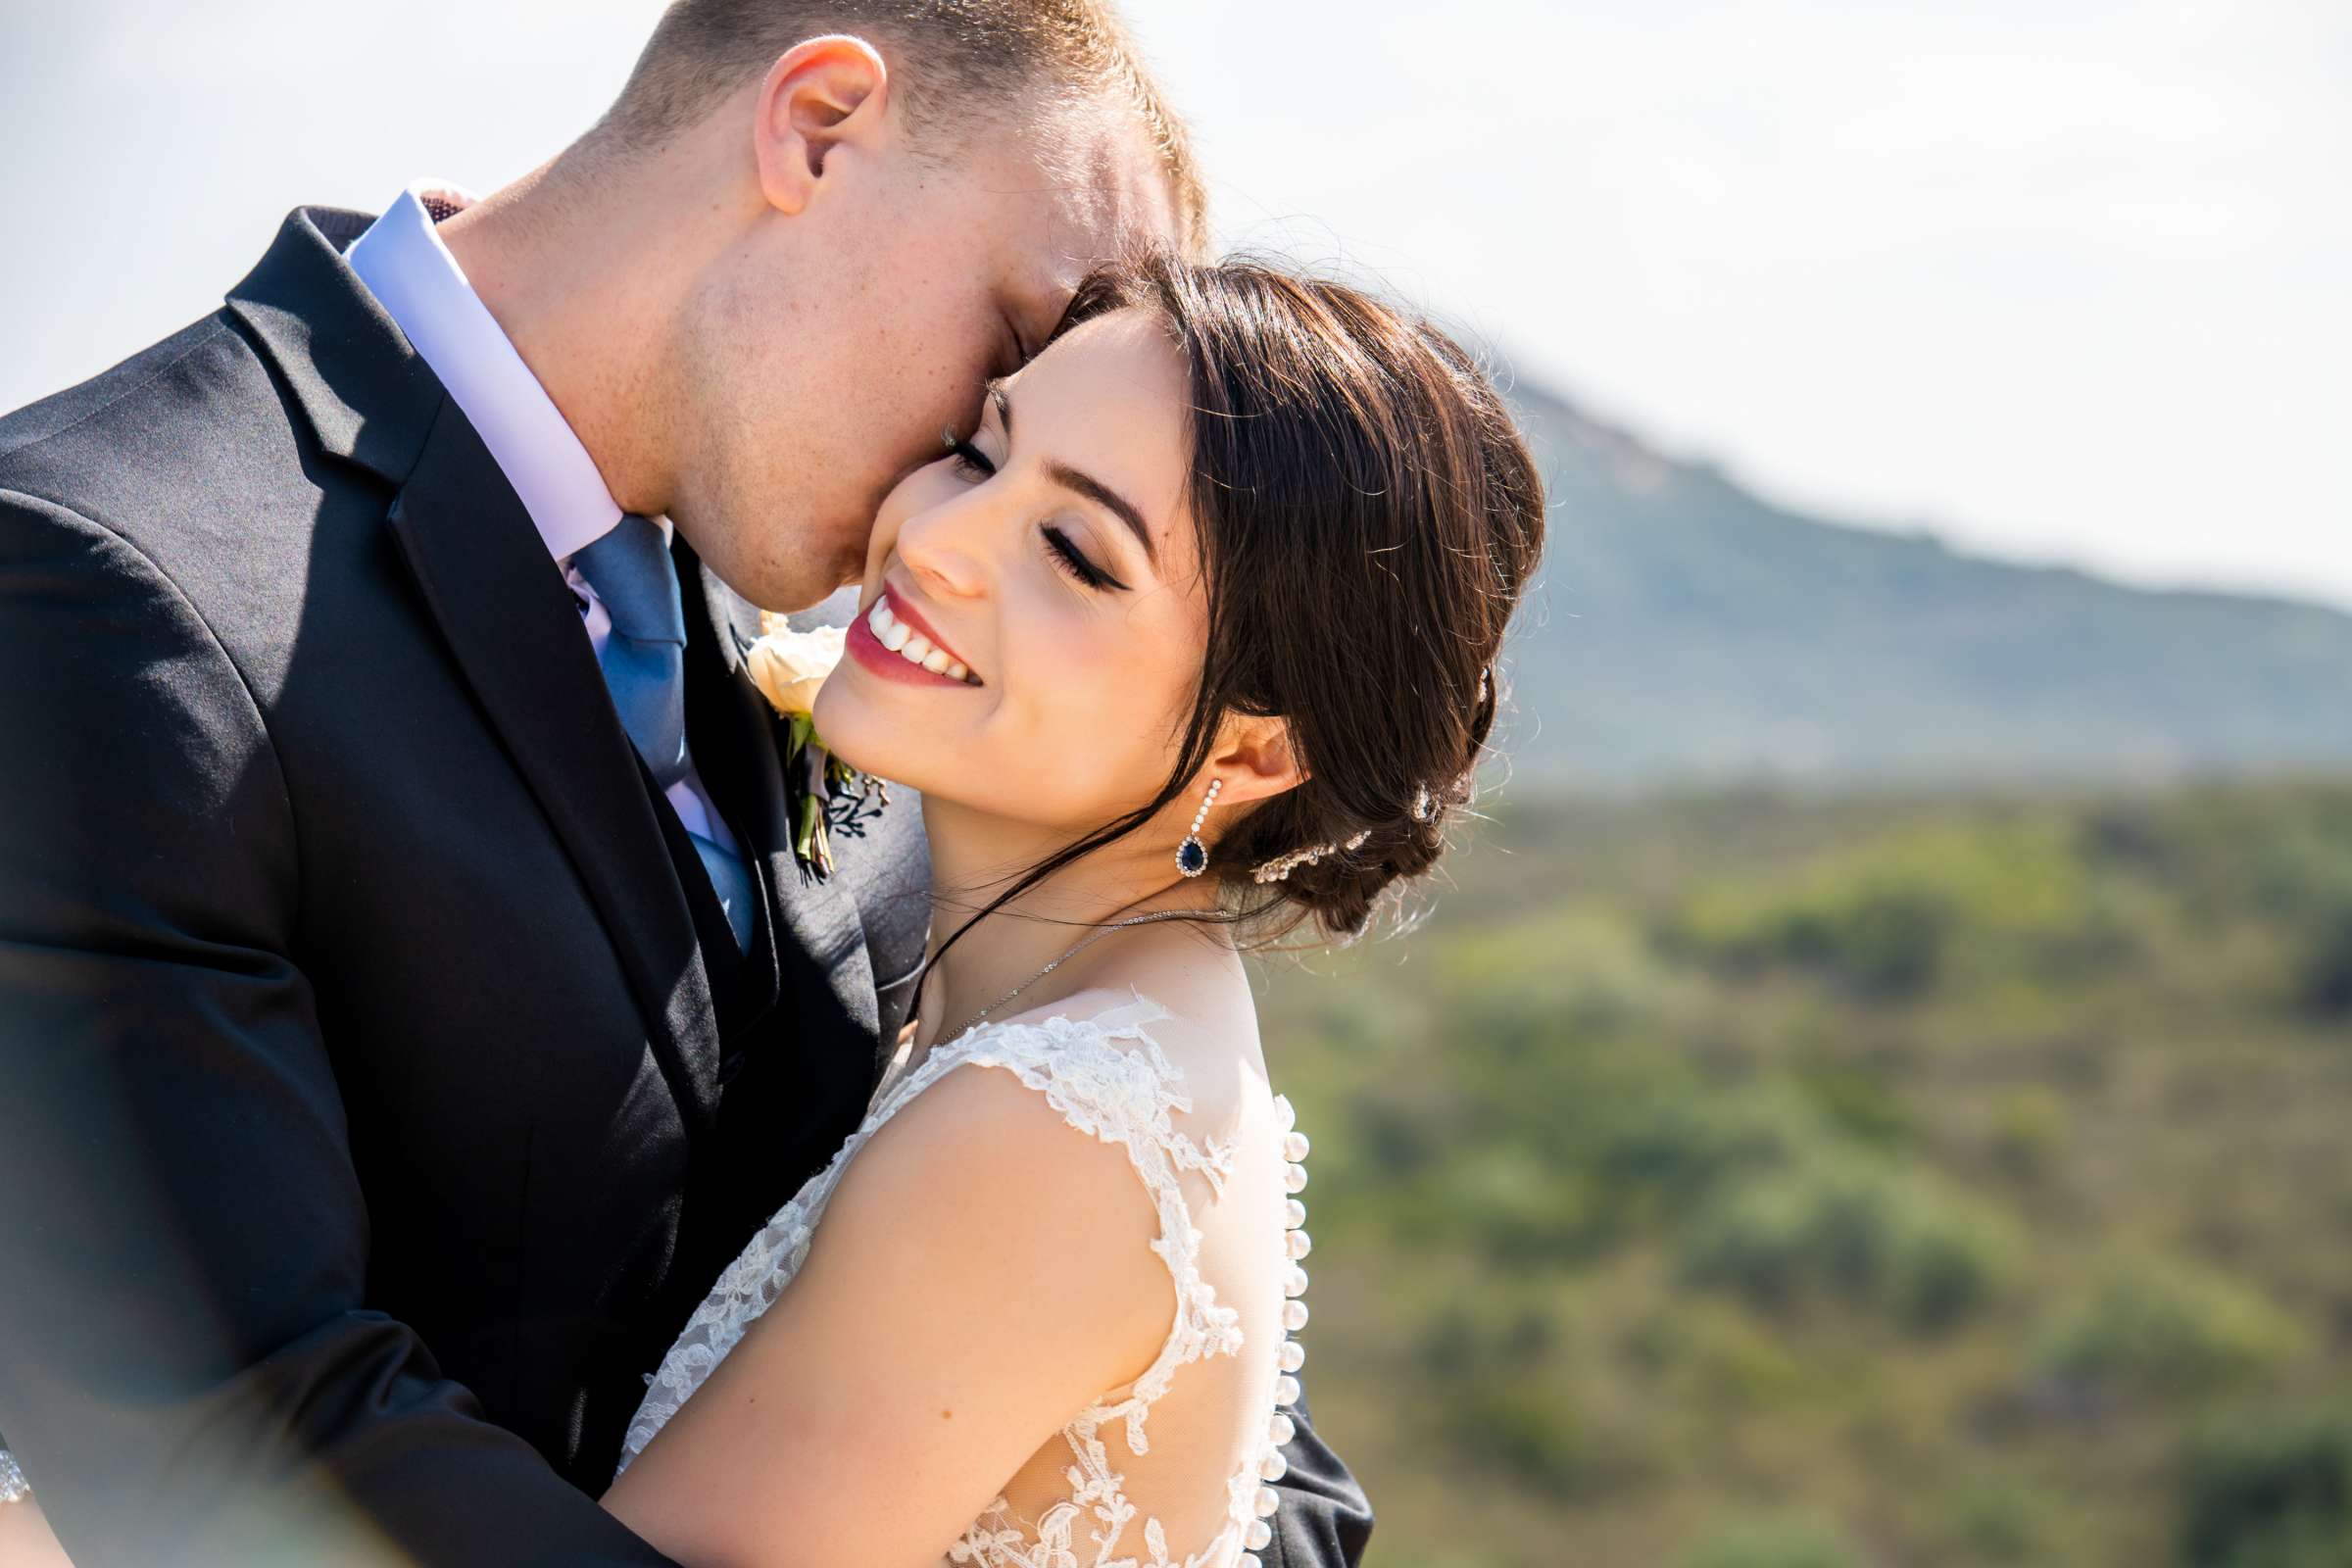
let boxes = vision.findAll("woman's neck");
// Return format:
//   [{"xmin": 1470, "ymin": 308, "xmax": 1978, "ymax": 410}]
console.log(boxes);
[{"xmin": 911, "ymin": 797, "xmax": 1216, "ymax": 1048}]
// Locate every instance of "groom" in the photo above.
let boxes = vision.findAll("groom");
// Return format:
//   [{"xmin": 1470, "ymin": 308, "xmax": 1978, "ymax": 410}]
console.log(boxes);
[{"xmin": 0, "ymin": 4, "xmax": 1369, "ymax": 1564}]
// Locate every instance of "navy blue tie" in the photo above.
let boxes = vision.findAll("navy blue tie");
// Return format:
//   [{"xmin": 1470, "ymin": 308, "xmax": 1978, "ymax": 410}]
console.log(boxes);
[{"xmin": 570, "ymin": 515, "xmax": 756, "ymax": 950}]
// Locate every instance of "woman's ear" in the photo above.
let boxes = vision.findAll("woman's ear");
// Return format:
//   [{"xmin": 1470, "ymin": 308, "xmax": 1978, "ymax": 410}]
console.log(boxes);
[
  {"xmin": 1207, "ymin": 715, "xmax": 1305, "ymax": 809},
  {"xmin": 751, "ymin": 34, "xmax": 892, "ymax": 216}
]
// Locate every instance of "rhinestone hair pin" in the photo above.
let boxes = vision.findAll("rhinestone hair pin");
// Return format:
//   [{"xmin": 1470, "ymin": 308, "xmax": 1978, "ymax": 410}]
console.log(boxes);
[
  {"xmin": 1251, "ymin": 661, "xmax": 1494, "ymax": 886},
  {"xmin": 1251, "ymin": 829, "xmax": 1372, "ymax": 886}
]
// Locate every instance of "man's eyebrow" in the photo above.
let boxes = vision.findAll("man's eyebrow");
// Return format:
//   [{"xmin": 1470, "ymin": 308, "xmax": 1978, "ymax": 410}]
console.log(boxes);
[{"xmin": 990, "ymin": 381, "xmax": 1157, "ymax": 567}]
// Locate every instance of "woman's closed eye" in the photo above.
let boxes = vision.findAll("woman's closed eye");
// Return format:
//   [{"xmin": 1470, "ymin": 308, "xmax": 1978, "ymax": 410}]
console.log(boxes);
[
  {"xmin": 1041, "ymin": 525, "xmax": 1124, "ymax": 592},
  {"xmin": 945, "ymin": 431, "xmax": 1128, "ymax": 593}
]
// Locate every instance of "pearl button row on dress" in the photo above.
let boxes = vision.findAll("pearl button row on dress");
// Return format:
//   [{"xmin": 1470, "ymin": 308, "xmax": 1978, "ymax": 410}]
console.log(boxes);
[{"xmin": 1238, "ymin": 1097, "xmax": 1314, "ymax": 1566}]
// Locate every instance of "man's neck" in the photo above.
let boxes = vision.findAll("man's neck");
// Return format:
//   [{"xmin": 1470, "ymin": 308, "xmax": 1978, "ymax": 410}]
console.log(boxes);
[{"xmin": 437, "ymin": 153, "xmax": 684, "ymax": 520}]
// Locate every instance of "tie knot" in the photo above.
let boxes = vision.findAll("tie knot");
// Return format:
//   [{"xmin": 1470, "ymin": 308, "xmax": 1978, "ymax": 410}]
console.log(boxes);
[{"xmin": 572, "ymin": 514, "xmax": 685, "ymax": 646}]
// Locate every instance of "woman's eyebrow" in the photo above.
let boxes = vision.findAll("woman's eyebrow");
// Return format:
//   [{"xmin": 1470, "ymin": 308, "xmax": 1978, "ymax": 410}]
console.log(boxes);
[
  {"xmin": 1047, "ymin": 461, "xmax": 1155, "ymax": 565},
  {"xmin": 989, "ymin": 381, "xmax": 1158, "ymax": 567}
]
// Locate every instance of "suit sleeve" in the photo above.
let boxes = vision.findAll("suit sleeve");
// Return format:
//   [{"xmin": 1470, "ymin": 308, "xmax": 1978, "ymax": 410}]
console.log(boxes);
[
  {"xmin": 1265, "ymin": 1382, "xmax": 1374, "ymax": 1568},
  {"xmin": 0, "ymin": 491, "xmax": 677, "ymax": 1566}
]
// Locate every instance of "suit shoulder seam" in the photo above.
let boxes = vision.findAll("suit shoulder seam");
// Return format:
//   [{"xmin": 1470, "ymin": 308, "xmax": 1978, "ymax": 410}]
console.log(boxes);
[
  {"xmin": 0, "ymin": 317, "xmax": 236, "ymax": 474},
  {"xmin": 0, "ymin": 484, "xmax": 303, "ymax": 897}
]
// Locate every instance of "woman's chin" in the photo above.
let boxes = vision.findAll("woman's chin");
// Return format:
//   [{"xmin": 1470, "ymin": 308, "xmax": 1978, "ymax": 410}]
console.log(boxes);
[{"xmin": 811, "ymin": 682, "xmax": 924, "ymax": 798}]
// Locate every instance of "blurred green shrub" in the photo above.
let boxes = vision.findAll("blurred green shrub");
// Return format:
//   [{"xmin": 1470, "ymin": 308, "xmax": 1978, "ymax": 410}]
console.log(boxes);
[
  {"xmin": 1665, "ymin": 880, "xmax": 1955, "ymax": 1001},
  {"xmin": 1594, "ymin": 1088, "xmax": 1809, "ymax": 1213},
  {"xmin": 1987, "ymin": 1087, "xmax": 2068, "ymax": 1181},
  {"xmin": 2036, "ymin": 1255, "xmax": 2306, "ymax": 1397},
  {"xmin": 1413, "ymin": 1298, "xmax": 1619, "ymax": 1497},
  {"xmin": 1793, "ymin": 1054, "xmax": 1915, "ymax": 1150},
  {"xmin": 1927, "ymin": 1474, "xmax": 2062, "ymax": 1563},
  {"xmin": 1441, "ymin": 1377, "xmax": 1594, "ymax": 1496},
  {"xmin": 2181, "ymin": 1405, "xmax": 2352, "ymax": 1568},
  {"xmin": 1658, "ymin": 819, "xmax": 2095, "ymax": 1002},
  {"xmin": 1679, "ymin": 1152, "xmax": 2017, "ymax": 1334},
  {"xmin": 1622, "ymin": 1298, "xmax": 1807, "ymax": 1411},
  {"xmin": 2295, "ymin": 906, "xmax": 2352, "ymax": 1020},
  {"xmin": 1685, "ymin": 1510, "xmax": 1858, "ymax": 1568}
]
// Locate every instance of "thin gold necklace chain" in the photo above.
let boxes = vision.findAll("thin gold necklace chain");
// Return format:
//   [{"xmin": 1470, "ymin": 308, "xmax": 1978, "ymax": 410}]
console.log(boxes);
[{"xmin": 930, "ymin": 906, "xmax": 1204, "ymax": 1048}]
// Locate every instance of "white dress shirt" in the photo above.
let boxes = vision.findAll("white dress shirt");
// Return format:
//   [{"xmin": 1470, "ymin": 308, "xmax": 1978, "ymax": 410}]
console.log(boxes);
[{"xmin": 347, "ymin": 181, "xmax": 738, "ymax": 856}]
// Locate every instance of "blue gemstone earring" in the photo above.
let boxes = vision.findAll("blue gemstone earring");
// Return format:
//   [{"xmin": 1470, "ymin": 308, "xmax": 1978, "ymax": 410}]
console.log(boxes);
[{"xmin": 1176, "ymin": 778, "xmax": 1222, "ymax": 877}]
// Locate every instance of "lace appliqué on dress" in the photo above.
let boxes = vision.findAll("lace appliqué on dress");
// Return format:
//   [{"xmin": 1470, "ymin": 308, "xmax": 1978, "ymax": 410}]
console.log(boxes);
[{"xmin": 615, "ymin": 995, "xmax": 1315, "ymax": 1568}]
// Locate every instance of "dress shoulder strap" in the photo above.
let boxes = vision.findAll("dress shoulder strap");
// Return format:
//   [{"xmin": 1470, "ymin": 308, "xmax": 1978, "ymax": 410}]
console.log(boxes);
[
  {"xmin": 951, "ymin": 995, "xmax": 1217, "ymax": 1161},
  {"xmin": 953, "ymin": 995, "xmax": 1248, "ymax": 1455}
]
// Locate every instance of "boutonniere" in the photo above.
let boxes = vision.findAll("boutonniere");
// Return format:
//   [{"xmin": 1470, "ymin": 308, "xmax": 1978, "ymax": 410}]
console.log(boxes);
[{"xmin": 743, "ymin": 614, "xmax": 885, "ymax": 881}]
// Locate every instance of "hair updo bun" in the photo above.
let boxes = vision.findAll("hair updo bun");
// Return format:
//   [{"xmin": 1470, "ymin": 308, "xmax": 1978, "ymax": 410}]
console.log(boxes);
[{"xmin": 1054, "ymin": 255, "xmax": 1548, "ymax": 940}]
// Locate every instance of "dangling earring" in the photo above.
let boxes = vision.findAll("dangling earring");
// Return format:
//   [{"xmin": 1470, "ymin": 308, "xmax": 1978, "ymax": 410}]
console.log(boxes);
[{"xmin": 1176, "ymin": 778, "xmax": 1222, "ymax": 877}]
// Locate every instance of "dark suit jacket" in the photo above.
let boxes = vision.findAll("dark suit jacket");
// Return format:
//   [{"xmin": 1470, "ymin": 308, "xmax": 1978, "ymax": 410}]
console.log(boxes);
[{"xmin": 0, "ymin": 207, "xmax": 1371, "ymax": 1566}]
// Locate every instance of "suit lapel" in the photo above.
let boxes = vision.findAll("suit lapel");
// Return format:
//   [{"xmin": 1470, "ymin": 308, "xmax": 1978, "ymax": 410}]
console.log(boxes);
[
  {"xmin": 677, "ymin": 556, "xmax": 882, "ymax": 1057},
  {"xmin": 387, "ymin": 397, "xmax": 722, "ymax": 1137},
  {"xmin": 223, "ymin": 203, "xmax": 875, "ymax": 1115}
]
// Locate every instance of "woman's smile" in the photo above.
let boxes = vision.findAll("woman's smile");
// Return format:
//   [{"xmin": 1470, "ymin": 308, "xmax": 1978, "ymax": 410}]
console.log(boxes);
[{"xmin": 845, "ymin": 579, "xmax": 983, "ymax": 688}]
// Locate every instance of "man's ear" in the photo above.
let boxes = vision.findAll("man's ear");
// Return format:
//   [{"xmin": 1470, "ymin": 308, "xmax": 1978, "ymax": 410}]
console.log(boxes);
[
  {"xmin": 751, "ymin": 34, "xmax": 892, "ymax": 216},
  {"xmin": 1207, "ymin": 715, "xmax": 1305, "ymax": 810}
]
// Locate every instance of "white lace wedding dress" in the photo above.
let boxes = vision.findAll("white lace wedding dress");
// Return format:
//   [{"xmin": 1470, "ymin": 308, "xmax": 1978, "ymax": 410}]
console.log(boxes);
[{"xmin": 616, "ymin": 995, "xmax": 1315, "ymax": 1568}]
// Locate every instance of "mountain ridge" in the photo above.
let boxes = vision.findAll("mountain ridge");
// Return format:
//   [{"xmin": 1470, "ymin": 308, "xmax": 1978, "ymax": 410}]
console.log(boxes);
[{"xmin": 1495, "ymin": 382, "xmax": 2352, "ymax": 785}]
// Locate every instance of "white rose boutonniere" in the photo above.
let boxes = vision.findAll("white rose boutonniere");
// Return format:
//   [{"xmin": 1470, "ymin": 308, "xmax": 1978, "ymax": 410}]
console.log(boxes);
[
  {"xmin": 743, "ymin": 613, "xmax": 878, "ymax": 881},
  {"xmin": 746, "ymin": 619, "xmax": 843, "ymax": 714}
]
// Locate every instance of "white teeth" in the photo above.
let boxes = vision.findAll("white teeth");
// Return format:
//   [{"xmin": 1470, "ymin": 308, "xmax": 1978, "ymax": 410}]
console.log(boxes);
[{"xmin": 868, "ymin": 595, "xmax": 975, "ymax": 681}]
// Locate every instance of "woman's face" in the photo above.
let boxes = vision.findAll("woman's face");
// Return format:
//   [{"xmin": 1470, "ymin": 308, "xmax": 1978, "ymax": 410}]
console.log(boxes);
[{"xmin": 813, "ymin": 309, "xmax": 1209, "ymax": 840}]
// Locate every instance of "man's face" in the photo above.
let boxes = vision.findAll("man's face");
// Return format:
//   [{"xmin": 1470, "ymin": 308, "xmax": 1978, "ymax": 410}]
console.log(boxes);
[{"xmin": 672, "ymin": 109, "xmax": 1181, "ymax": 612}]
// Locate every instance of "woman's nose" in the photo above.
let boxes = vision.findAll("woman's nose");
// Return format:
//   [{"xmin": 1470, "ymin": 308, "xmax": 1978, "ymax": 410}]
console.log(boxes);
[{"xmin": 895, "ymin": 488, "xmax": 992, "ymax": 601}]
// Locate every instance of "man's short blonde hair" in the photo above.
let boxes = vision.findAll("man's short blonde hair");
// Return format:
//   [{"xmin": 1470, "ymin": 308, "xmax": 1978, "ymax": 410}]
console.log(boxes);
[{"xmin": 598, "ymin": 0, "xmax": 1207, "ymax": 254}]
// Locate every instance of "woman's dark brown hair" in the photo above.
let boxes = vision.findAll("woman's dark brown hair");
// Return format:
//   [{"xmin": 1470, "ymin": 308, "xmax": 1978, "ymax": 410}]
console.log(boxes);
[{"xmin": 919, "ymin": 253, "xmax": 1546, "ymax": 991}]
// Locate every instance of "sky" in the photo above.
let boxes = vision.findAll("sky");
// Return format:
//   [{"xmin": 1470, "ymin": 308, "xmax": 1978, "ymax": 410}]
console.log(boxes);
[{"xmin": 2, "ymin": 0, "xmax": 2345, "ymax": 607}]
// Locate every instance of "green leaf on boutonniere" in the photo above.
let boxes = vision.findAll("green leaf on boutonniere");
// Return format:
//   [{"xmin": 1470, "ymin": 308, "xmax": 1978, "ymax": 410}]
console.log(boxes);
[
  {"xmin": 745, "ymin": 621, "xmax": 865, "ymax": 882},
  {"xmin": 794, "ymin": 789, "xmax": 834, "ymax": 881}
]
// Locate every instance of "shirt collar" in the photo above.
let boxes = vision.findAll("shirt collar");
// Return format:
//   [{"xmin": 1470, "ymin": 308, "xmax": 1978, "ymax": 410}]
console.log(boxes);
[{"xmin": 346, "ymin": 180, "xmax": 625, "ymax": 563}]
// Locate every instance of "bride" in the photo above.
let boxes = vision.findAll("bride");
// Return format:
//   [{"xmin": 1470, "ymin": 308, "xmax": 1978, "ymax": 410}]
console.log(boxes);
[
  {"xmin": 0, "ymin": 254, "xmax": 1543, "ymax": 1567},
  {"xmin": 600, "ymin": 255, "xmax": 1544, "ymax": 1567}
]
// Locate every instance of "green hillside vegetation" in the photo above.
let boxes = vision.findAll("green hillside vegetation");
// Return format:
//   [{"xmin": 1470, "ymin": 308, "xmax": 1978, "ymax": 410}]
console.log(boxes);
[
  {"xmin": 1501, "ymin": 387, "xmax": 2352, "ymax": 784},
  {"xmin": 1252, "ymin": 781, "xmax": 2352, "ymax": 1566}
]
